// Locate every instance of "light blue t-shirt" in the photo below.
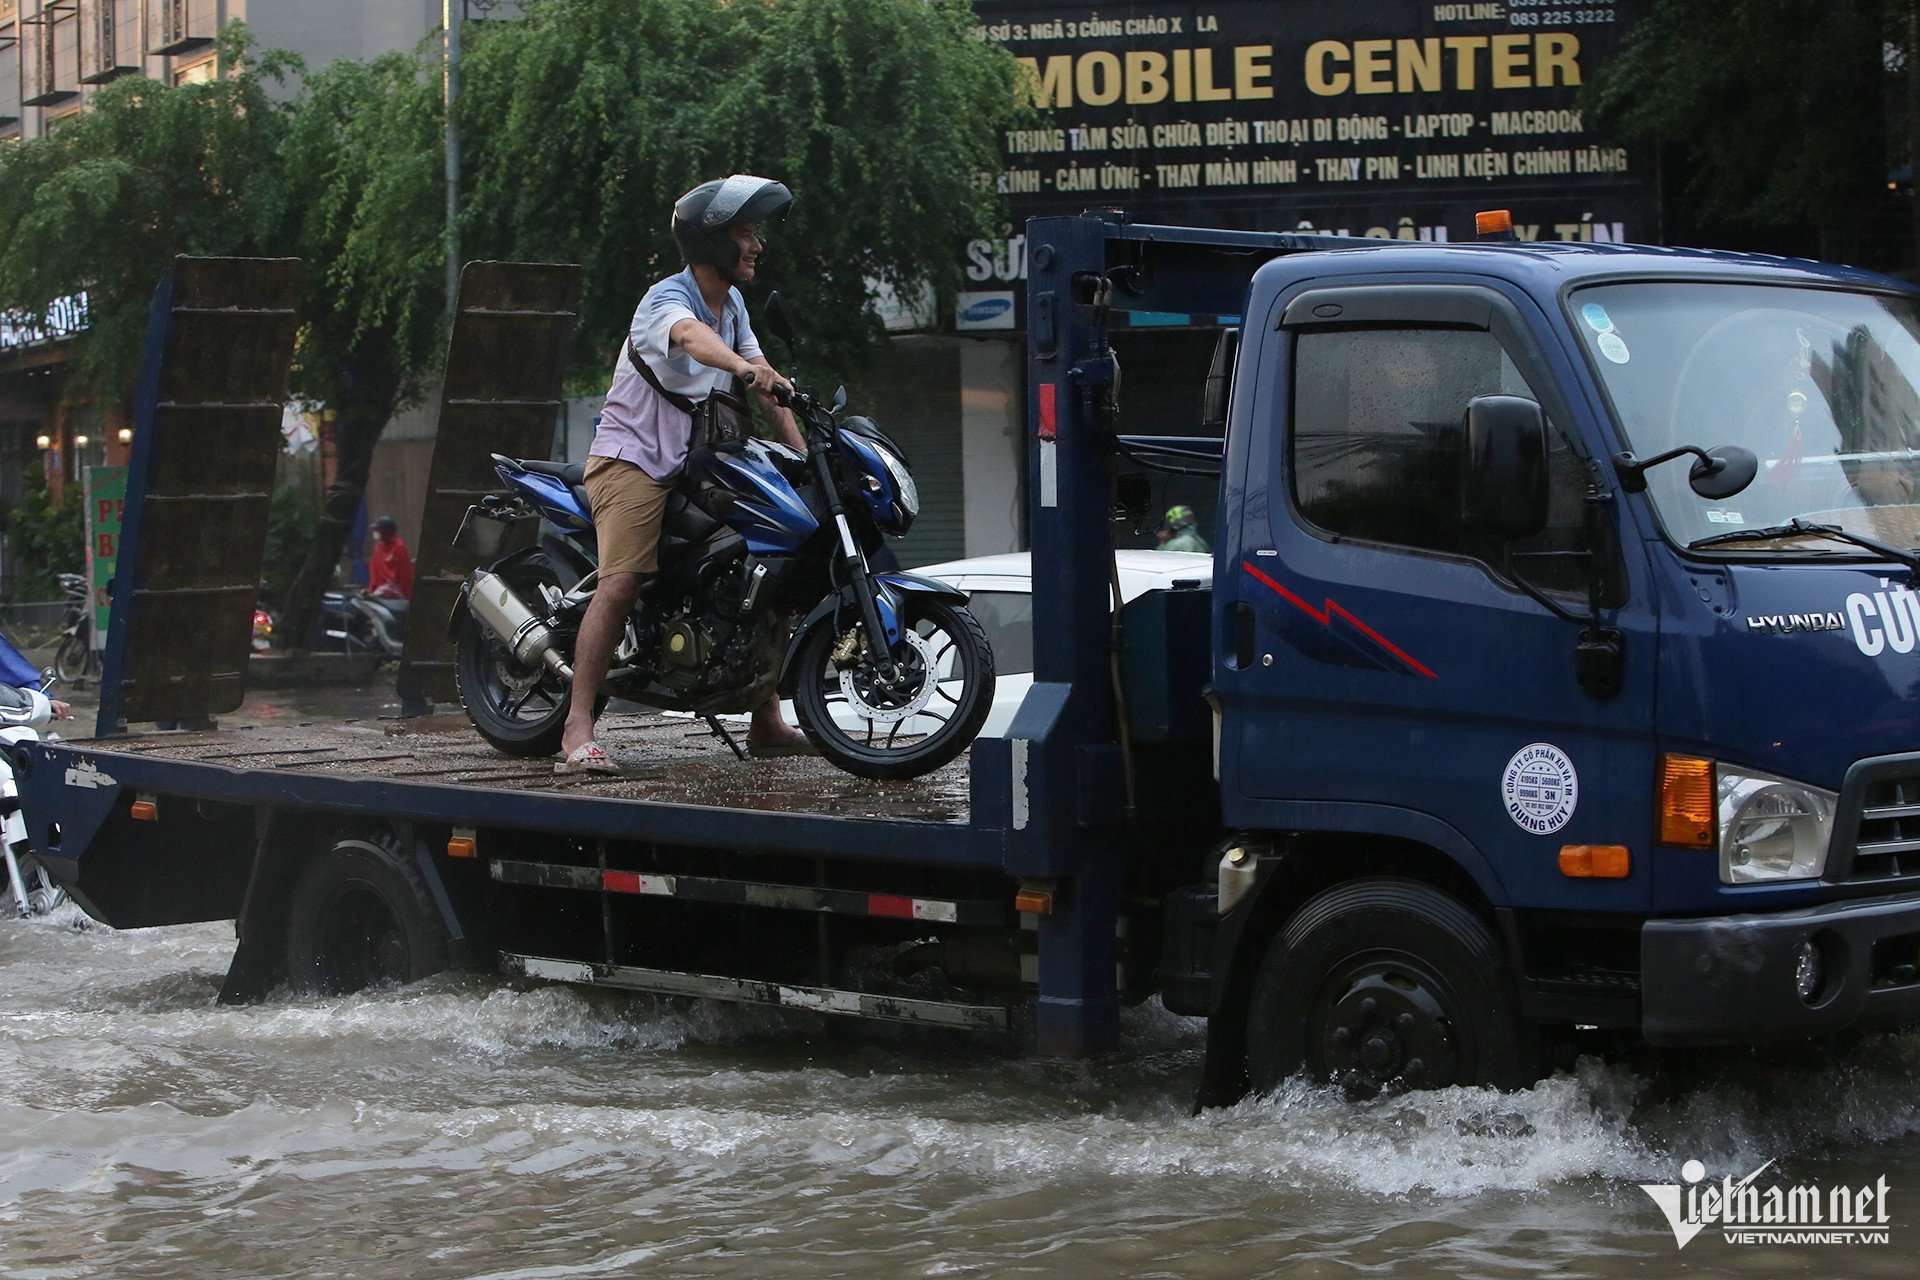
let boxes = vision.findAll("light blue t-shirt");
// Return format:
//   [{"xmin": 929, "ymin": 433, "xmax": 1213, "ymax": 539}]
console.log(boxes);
[{"xmin": 592, "ymin": 268, "xmax": 763, "ymax": 480}]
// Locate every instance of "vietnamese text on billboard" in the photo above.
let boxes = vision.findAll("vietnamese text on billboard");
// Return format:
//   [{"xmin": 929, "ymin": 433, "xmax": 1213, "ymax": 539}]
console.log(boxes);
[{"xmin": 962, "ymin": 0, "xmax": 1652, "ymax": 309}]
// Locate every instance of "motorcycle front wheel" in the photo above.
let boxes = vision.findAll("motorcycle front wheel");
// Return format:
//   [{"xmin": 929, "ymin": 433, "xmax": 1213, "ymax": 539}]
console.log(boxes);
[
  {"xmin": 52, "ymin": 633, "xmax": 89, "ymax": 685},
  {"xmin": 455, "ymin": 554, "xmax": 601, "ymax": 757},
  {"xmin": 792, "ymin": 595, "xmax": 995, "ymax": 780}
]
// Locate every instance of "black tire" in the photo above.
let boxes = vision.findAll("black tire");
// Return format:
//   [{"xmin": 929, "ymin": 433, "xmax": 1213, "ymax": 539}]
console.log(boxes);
[
  {"xmin": 285, "ymin": 838, "xmax": 450, "ymax": 996},
  {"xmin": 52, "ymin": 634, "xmax": 88, "ymax": 685},
  {"xmin": 792, "ymin": 595, "xmax": 995, "ymax": 780},
  {"xmin": 1245, "ymin": 877, "xmax": 1542, "ymax": 1097},
  {"xmin": 455, "ymin": 553, "xmax": 600, "ymax": 757}
]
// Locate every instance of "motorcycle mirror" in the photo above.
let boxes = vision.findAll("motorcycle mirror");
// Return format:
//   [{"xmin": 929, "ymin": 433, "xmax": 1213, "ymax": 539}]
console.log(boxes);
[
  {"xmin": 832, "ymin": 386, "xmax": 847, "ymax": 413},
  {"xmin": 765, "ymin": 291, "xmax": 799, "ymax": 352}
]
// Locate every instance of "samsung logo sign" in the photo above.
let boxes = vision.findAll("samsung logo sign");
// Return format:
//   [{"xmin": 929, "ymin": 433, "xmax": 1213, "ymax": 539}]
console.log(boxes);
[{"xmin": 955, "ymin": 291, "xmax": 1016, "ymax": 330}]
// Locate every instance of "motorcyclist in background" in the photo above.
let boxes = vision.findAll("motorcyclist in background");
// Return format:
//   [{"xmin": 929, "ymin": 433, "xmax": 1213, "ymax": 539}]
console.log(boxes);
[
  {"xmin": 1156, "ymin": 504, "xmax": 1210, "ymax": 553},
  {"xmin": 0, "ymin": 631, "xmax": 70, "ymax": 915}
]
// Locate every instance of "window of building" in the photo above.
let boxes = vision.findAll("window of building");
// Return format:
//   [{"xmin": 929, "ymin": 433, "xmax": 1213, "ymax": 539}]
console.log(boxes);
[
  {"xmin": 1290, "ymin": 326, "xmax": 1590, "ymax": 590},
  {"xmin": 0, "ymin": 16, "xmax": 20, "ymax": 126},
  {"xmin": 171, "ymin": 54, "xmax": 215, "ymax": 85}
]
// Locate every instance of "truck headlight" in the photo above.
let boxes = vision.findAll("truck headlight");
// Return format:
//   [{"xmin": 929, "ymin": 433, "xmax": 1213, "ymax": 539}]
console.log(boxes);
[{"xmin": 1717, "ymin": 766, "xmax": 1836, "ymax": 884}]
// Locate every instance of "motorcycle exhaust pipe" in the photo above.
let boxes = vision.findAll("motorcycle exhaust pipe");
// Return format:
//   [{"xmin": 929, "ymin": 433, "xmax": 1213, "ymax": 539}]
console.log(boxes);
[{"xmin": 466, "ymin": 570, "xmax": 574, "ymax": 682}]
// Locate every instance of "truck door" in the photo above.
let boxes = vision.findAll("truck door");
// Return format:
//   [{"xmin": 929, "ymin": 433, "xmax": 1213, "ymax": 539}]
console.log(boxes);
[{"xmin": 1217, "ymin": 280, "xmax": 1657, "ymax": 910}]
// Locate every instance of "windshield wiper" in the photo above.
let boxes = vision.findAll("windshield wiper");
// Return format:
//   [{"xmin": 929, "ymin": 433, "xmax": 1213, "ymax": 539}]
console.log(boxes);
[{"xmin": 1689, "ymin": 516, "xmax": 1920, "ymax": 574}]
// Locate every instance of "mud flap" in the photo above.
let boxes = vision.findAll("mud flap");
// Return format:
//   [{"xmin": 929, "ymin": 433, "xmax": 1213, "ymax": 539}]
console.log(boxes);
[{"xmin": 218, "ymin": 809, "xmax": 304, "ymax": 1004}]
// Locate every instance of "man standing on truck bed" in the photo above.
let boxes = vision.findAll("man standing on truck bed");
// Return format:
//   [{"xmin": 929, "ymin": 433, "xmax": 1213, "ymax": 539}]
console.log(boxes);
[{"xmin": 558, "ymin": 174, "xmax": 811, "ymax": 774}]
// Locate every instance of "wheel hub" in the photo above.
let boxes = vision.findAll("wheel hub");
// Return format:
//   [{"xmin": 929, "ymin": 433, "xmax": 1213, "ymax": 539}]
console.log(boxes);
[
  {"xmin": 837, "ymin": 630, "xmax": 938, "ymax": 724},
  {"xmin": 1319, "ymin": 971, "xmax": 1458, "ymax": 1089}
]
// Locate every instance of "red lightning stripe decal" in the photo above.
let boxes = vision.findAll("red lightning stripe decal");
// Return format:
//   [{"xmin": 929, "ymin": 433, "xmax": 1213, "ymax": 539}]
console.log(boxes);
[{"xmin": 1241, "ymin": 560, "xmax": 1438, "ymax": 679}]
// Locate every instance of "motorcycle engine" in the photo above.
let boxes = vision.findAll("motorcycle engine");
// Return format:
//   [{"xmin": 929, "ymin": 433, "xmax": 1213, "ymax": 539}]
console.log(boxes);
[{"xmin": 660, "ymin": 617, "xmax": 711, "ymax": 672}]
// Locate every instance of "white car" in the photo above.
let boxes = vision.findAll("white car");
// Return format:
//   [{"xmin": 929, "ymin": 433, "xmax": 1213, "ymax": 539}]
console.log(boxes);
[
  {"xmin": 908, "ymin": 549, "xmax": 1214, "ymax": 738},
  {"xmin": 692, "ymin": 550, "xmax": 1212, "ymax": 744}
]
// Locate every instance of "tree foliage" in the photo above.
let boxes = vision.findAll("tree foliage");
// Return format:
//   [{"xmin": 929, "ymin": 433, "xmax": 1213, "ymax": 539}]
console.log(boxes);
[
  {"xmin": 458, "ymin": 0, "xmax": 1024, "ymax": 376},
  {"xmin": 0, "ymin": 28, "xmax": 299, "ymax": 394},
  {"xmin": 1585, "ymin": 0, "xmax": 1902, "ymax": 260},
  {"xmin": 0, "ymin": 3, "xmax": 1023, "ymax": 640},
  {"xmin": 1, "ymin": 467, "xmax": 84, "ymax": 604}
]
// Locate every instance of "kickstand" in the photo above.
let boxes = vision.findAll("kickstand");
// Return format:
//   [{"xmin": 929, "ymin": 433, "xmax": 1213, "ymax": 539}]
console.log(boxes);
[{"xmin": 702, "ymin": 715, "xmax": 748, "ymax": 761}]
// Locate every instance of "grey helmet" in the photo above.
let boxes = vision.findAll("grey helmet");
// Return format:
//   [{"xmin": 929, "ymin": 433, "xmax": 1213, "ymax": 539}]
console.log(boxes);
[{"xmin": 671, "ymin": 174, "xmax": 793, "ymax": 275}]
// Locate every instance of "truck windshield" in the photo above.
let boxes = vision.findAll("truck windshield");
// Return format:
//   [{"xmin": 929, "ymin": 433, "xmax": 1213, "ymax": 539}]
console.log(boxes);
[{"xmin": 1574, "ymin": 281, "xmax": 1920, "ymax": 555}]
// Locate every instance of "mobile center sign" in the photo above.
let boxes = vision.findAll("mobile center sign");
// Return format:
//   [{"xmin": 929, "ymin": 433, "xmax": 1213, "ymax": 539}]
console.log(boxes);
[{"xmin": 959, "ymin": 1, "xmax": 1652, "ymax": 323}]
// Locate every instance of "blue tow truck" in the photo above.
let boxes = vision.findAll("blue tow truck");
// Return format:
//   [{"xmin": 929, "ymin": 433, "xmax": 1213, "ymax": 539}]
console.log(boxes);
[{"xmin": 15, "ymin": 213, "xmax": 1920, "ymax": 1102}]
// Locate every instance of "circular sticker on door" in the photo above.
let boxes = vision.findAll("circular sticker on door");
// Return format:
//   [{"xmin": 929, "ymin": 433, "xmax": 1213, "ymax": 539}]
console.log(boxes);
[{"xmin": 1502, "ymin": 743, "xmax": 1579, "ymax": 835}]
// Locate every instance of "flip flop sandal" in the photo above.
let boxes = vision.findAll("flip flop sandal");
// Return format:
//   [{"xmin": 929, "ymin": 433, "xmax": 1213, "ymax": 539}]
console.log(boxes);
[{"xmin": 555, "ymin": 742, "xmax": 620, "ymax": 774}]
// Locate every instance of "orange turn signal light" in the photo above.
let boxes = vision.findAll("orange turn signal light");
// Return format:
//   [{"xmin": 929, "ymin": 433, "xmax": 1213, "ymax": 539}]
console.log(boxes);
[
  {"xmin": 447, "ymin": 836, "xmax": 477, "ymax": 859},
  {"xmin": 1014, "ymin": 888, "xmax": 1053, "ymax": 915},
  {"xmin": 1659, "ymin": 754, "xmax": 1716, "ymax": 848},
  {"xmin": 129, "ymin": 799, "xmax": 157, "ymax": 822},
  {"xmin": 1559, "ymin": 844, "xmax": 1630, "ymax": 878},
  {"xmin": 1475, "ymin": 208, "xmax": 1514, "ymax": 238}
]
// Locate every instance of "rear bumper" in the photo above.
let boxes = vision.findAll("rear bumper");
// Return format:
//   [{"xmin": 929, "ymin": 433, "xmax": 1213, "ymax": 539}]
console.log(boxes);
[{"xmin": 1642, "ymin": 891, "xmax": 1920, "ymax": 1045}]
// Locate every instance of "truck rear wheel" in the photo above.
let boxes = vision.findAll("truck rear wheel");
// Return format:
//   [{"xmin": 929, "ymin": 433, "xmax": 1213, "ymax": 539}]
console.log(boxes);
[
  {"xmin": 1244, "ymin": 877, "xmax": 1540, "ymax": 1096},
  {"xmin": 285, "ymin": 838, "xmax": 449, "ymax": 996}
]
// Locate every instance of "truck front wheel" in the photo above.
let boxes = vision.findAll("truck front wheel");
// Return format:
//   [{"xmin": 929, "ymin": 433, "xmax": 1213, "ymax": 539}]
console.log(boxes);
[
  {"xmin": 285, "ymin": 838, "xmax": 450, "ymax": 996},
  {"xmin": 1244, "ymin": 877, "xmax": 1540, "ymax": 1096}
]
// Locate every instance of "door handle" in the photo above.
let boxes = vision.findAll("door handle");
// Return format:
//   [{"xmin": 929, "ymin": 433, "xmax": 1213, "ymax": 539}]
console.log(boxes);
[{"xmin": 1228, "ymin": 600, "xmax": 1256, "ymax": 669}]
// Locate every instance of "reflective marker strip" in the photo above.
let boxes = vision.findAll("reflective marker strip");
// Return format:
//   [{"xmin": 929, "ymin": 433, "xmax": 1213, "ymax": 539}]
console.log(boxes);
[
  {"xmin": 1038, "ymin": 382, "xmax": 1058, "ymax": 440},
  {"xmin": 602, "ymin": 870, "xmax": 675, "ymax": 896},
  {"xmin": 492, "ymin": 860, "xmax": 979, "ymax": 924},
  {"xmin": 868, "ymin": 895, "xmax": 959, "ymax": 923}
]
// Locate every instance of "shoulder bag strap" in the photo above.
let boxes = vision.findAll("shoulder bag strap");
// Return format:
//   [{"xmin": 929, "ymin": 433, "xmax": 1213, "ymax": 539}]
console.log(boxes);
[{"xmin": 627, "ymin": 339, "xmax": 698, "ymax": 415}]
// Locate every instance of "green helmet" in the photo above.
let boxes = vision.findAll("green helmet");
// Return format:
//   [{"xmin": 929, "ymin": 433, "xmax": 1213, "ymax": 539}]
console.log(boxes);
[{"xmin": 1163, "ymin": 504, "xmax": 1197, "ymax": 531}]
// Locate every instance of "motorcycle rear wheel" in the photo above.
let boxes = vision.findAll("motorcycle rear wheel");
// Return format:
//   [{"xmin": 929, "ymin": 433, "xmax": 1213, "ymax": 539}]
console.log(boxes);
[
  {"xmin": 792, "ymin": 595, "xmax": 994, "ymax": 780},
  {"xmin": 455, "ymin": 554, "xmax": 601, "ymax": 757}
]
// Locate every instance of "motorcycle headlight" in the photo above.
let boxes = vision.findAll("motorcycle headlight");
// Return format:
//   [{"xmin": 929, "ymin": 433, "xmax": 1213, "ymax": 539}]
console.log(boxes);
[
  {"xmin": 1717, "ymin": 766, "xmax": 1836, "ymax": 884},
  {"xmin": 876, "ymin": 444, "xmax": 918, "ymax": 519}
]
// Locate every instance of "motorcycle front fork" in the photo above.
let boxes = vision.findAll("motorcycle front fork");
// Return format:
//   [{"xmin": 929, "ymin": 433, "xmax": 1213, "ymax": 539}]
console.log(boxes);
[{"xmin": 808, "ymin": 446, "xmax": 891, "ymax": 667}]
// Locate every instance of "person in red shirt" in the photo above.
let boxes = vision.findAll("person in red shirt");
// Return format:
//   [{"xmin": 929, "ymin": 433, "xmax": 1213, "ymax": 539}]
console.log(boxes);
[{"xmin": 367, "ymin": 515, "xmax": 414, "ymax": 601}]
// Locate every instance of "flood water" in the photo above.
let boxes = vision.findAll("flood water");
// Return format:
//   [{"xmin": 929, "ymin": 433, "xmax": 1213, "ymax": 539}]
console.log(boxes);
[{"xmin": 2, "ymin": 904, "xmax": 1918, "ymax": 1278}]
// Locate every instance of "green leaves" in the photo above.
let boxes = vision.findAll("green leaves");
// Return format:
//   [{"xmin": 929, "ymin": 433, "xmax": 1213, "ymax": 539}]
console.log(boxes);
[
  {"xmin": 458, "ymin": 0, "xmax": 1023, "ymax": 374},
  {"xmin": 0, "ymin": 2, "xmax": 1023, "ymax": 404},
  {"xmin": 1585, "ymin": 0, "xmax": 1896, "ymax": 244}
]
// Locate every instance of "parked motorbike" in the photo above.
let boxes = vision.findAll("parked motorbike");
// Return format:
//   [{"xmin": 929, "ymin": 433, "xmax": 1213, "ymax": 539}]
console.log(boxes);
[
  {"xmin": 319, "ymin": 589, "xmax": 406, "ymax": 661},
  {"xmin": 50, "ymin": 572, "xmax": 100, "ymax": 686},
  {"xmin": 450, "ymin": 372, "xmax": 994, "ymax": 780}
]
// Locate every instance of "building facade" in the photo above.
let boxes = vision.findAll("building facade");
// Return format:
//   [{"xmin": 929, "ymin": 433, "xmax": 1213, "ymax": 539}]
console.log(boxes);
[{"xmin": 0, "ymin": 0, "xmax": 453, "ymax": 593}]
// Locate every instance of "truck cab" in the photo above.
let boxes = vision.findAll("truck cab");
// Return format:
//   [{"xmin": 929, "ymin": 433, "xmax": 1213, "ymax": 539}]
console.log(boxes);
[{"xmin": 1175, "ymin": 231, "xmax": 1920, "ymax": 1099}]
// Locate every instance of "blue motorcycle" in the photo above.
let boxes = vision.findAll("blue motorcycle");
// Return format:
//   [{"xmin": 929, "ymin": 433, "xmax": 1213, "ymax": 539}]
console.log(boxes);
[{"xmin": 450, "ymin": 382, "xmax": 995, "ymax": 780}]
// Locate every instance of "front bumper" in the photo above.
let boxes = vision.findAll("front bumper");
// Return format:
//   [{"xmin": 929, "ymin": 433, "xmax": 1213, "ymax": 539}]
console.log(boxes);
[{"xmin": 1642, "ymin": 891, "xmax": 1920, "ymax": 1045}]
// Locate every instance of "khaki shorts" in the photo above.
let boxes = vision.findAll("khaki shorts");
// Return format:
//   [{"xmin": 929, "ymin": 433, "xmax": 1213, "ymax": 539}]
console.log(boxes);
[{"xmin": 584, "ymin": 455, "xmax": 671, "ymax": 575}]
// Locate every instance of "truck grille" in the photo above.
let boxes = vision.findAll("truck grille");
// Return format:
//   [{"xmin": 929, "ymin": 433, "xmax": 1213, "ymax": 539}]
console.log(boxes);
[{"xmin": 1848, "ymin": 772, "xmax": 1920, "ymax": 882}]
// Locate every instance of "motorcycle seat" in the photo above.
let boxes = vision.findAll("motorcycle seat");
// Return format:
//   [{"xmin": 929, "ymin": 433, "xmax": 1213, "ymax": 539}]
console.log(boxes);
[
  {"xmin": 515, "ymin": 459, "xmax": 587, "ymax": 487},
  {"xmin": 511, "ymin": 458, "xmax": 593, "ymax": 522}
]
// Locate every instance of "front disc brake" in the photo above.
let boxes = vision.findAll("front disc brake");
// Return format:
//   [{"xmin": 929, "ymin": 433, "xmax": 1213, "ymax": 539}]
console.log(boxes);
[{"xmin": 837, "ymin": 629, "xmax": 939, "ymax": 724}]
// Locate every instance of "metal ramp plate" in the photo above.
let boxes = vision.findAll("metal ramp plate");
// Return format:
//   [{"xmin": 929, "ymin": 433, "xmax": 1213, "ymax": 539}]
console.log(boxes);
[
  {"xmin": 398, "ymin": 262, "xmax": 582, "ymax": 704},
  {"xmin": 97, "ymin": 257, "xmax": 304, "ymax": 733}
]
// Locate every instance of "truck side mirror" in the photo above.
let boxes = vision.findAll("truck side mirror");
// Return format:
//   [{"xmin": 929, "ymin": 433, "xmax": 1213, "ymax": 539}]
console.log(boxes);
[
  {"xmin": 1199, "ymin": 328, "xmax": 1238, "ymax": 432},
  {"xmin": 1459, "ymin": 394, "xmax": 1548, "ymax": 538},
  {"xmin": 1113, "ymin": 472, "xmax": 1152, "ymax": 522}
]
